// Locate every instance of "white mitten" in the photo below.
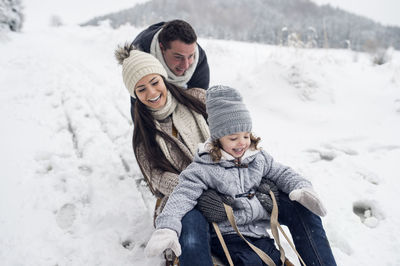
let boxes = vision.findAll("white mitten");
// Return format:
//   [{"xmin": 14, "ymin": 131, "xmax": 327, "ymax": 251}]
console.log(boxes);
[
  {"xmin": 289, "ymin": 187, "xmax": 327, "ymax": 217},
  {"xmin": 145, "ymin": 228, "xmax": 181, "ymax": 257}
]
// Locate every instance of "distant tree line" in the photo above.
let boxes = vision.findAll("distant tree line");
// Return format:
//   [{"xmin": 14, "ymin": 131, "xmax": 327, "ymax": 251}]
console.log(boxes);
[{"xmin": 82, "ymin": 0, "xmax": 400, "ymax": 52}]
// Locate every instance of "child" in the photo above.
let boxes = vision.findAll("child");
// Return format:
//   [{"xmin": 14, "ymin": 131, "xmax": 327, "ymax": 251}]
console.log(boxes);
[{"xmin": 145, "ymin": 85, "xmax": 327, "ymax": 265}]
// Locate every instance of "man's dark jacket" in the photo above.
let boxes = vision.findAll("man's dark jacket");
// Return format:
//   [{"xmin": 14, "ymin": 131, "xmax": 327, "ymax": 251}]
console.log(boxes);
[{"xmin": 130, "ymin": 22, "xmax": 210, "ymax": 122}]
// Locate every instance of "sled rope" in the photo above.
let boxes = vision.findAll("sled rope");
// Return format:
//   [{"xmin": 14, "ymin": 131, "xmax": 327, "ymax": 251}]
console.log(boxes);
[
  {"xmin": 268, "ymin": 190, "xmax": 306, "ymax": 265},
  {"xmin": 268, "ymin": 190, "xmax": 286, "ymax": 265},
  {"xmin": 212, "ymin": 222, "xmax": 234, "ymax": 266},
  {"xmin": 276, "ymin": 222, "xmax": 306, "ymax": 266},
  {"xmin": 223, "ymin": 203, "xmax": 277, "ymax": 266},
  {"xmin": 214, "ymin": 190, "xmax": 306, "ymax": 266}
]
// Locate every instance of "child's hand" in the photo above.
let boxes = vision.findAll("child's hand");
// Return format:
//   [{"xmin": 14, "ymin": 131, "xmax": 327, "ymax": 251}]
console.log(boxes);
[
  {"xmin": 289, "ymin": 187, "xmax": 327, "ymax": 217},
  {"xmin": 145, "ymin": 228, "xmax": 181, "ymax": 258}
]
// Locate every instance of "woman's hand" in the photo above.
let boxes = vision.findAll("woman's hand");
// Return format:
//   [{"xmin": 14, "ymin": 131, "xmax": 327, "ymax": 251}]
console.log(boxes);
[
  {"xmin": 145, "ymin": 228, "xmax": 181, "ymax": 257},
  {"xmin": 256, "ymin": 179, "xmax": 280, "ymax": 213},
  {"xmin": 196, "ymin": 189, "xmax": 234, "ymax": 223},
  {"xmin": 289, "ymin": 187, "xmax": 327, "ymax": 217}
]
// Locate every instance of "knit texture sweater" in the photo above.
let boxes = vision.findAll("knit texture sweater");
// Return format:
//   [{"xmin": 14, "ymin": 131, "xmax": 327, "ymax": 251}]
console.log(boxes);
[
  {"xmin": 156, "ymin": 144, "xmax": 312, "ymax": 238},
  {"xmin": 135, "ymin": 88, "xmax": 207, "ymax": 214}
]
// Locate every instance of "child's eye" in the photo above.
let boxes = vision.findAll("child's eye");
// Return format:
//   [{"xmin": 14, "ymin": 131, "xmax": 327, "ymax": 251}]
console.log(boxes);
[{"xmin": 230, "ymin": 138, "xmax": 237, "ymax": 141}]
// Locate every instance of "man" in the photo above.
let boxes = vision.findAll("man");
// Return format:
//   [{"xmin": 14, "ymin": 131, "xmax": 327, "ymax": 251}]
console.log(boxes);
[{"xmin": 130, "ymin": 19, "xmax": 210, "ymax": 121}]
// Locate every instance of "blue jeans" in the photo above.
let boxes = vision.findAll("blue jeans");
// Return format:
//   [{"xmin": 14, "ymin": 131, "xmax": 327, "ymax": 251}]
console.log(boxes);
[
  {"xmin": 277, "ymin": 192, "xmax": 337, "ymax": 266},
  {"xmin": 211, "ymin": 234, "xmax": 282, "ymax": 266},
  {"xmin": 179, "ymin": 192, "xmax": 336, "ymax": 266},
  {"xmin": 179, "ymin": 208, "xmax": 213, "ymax": 266}
]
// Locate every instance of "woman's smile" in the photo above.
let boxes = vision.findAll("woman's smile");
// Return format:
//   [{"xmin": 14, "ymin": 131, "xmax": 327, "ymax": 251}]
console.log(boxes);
[
  {"xmin": 148, "ymin": 94, "xmax": 161, "ymax": 103},
  {"xmin": 135, "ymin": 74, "xmax": 168, "ymax": 109}
]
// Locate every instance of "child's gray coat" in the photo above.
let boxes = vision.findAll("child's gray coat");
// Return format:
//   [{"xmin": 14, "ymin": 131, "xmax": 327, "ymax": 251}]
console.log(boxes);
[{"xmin": 156, "ymin": 143, "xmax": 312, "ymax": 238}]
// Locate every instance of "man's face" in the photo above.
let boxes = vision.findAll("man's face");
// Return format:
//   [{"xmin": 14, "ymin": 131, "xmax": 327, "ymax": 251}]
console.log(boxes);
[{"xmin": 160, "ymin": 40, "xmax": 196, "ymax": 76}]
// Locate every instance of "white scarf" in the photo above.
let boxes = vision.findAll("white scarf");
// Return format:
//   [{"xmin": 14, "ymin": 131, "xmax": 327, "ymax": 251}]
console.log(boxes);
[
  {"xmin": 150, "ymin": 91, "xmax": 210, "ymax": 167},
  {"xmin": 150, "ymin": 29, "xmax": 199, "ymax": 88}
]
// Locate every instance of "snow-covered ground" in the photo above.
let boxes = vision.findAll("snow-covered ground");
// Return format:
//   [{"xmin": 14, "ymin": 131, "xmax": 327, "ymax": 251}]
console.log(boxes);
[{"xmin": 1, "ymin": 4, "xmax": 400, "ymax": 266}]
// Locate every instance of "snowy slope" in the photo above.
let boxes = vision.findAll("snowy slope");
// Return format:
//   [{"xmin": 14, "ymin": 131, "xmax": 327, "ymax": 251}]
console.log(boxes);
[{"xmin": 1, "ymin": 13, "xmax": 400, "ymax": 266}]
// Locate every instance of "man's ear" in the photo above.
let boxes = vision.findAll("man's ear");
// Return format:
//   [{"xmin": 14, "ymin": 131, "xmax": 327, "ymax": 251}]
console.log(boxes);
[{"xmin": 159, "ymin": 42, "xmax": 165, "ymax": 51}]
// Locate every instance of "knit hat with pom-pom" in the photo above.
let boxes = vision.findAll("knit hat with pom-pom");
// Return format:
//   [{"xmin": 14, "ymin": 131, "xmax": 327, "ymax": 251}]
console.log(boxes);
[{"xmin": 117, "ymin": 46, "xmax": 167, "ymax": 98}]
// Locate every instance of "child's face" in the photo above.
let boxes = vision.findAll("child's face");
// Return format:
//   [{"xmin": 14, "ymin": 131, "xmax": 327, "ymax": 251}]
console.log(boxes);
[{"xmin": 219, "ymin": 132, "xmax": 251, "ymax": 159}]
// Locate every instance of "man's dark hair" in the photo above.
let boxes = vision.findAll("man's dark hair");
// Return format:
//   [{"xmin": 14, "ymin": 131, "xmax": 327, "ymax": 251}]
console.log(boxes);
[{"xmin": 159, "ymin": 19, "xmax": 197, "ymax": 49}]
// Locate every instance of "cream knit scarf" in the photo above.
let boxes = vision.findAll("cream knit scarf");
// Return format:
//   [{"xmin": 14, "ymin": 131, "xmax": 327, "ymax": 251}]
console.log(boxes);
[
  {"xmin": 150, "ymin": 91, "xmax": 210, "ymax": 167},
  {"xmin": 150, "ymin": 29, "xmax": 199, "ymax": 88}
]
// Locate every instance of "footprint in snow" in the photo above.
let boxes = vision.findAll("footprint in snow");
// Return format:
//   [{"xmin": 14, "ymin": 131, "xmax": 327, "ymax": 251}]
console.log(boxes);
[
  {"xmin": 368, "ymin": 144, "xmax": 400, "ymax": 153},
  {"xmin": 306, "ymin": 143, "xmax": 358, "ymax": 162},
  {"xmin": 353, "ymin": 200, "xmax": 384, "ymax": 228},
  {"xmin": 121, "ymin": 239, "xmax": 135, "ymax": 250},
  {"xmin": 356, "ymin": 170, "xmax": 380, "ymax": 185},
  {"xmin": 306, "ymin": 148, "xmax": 338, "ymax": 161},
  {"xmin": 78, "ymin": 164, "xmax": 92, "ymax": 176},
  {"xmin": 56, "ymin": 203, "xmax": 76, "ymax": 229},
  {"xmin": 395, "ymin": 99, "xmax": 400, "ymax": 113}
]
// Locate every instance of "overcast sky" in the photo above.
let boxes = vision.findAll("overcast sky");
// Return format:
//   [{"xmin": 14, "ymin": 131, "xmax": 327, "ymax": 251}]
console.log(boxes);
[
  {"xmin": 23, "ymin": 0, "xmax": 400, "ymax": 29},
  {"xmin": 311, "ymin": 0, "xmax": 400, "ymax": 27}
]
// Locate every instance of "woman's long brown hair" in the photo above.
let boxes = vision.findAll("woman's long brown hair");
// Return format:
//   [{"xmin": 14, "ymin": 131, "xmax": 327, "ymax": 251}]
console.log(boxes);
[{"xmin": 132, "ymin": 78, "xmax": 207, "ymax": 195}]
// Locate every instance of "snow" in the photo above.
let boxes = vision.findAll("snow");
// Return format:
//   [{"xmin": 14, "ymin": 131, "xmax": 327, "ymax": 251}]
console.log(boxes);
[{"xmin": 1, "ymin": 4, "xmax": 400, "ymax": 266}]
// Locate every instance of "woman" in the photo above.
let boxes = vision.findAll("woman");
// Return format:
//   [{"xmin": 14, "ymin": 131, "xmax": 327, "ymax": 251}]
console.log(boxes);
[
  {"xmin": 115, "ymin": 44, "xmax": 336, "ymax": 266},
  {"xmin": 116, "ymin": 44, "xmax": 214, "ymax": 265}
]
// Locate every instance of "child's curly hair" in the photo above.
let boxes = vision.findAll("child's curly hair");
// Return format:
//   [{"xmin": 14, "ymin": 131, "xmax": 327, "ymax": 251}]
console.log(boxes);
[{"xmin": 208, "ymin": 133, "xmax": 261, "ymax": 162}]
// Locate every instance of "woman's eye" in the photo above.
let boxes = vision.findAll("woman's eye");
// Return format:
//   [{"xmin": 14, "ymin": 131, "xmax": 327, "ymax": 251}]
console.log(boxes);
[
  {"xmin": 230, "ymin": 138, "xmax": 237, "ymax": 141},
  {"xmin": 151, "ymin": 81, "xmax": 159, "ymax": 86},
  {"xmin": 136, "ymin": 87, "xmax": 145, "ymax": 93}
]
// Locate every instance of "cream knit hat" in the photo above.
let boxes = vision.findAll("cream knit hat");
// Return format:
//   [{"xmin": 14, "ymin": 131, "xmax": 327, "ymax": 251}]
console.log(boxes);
[{"xmin": 122, "ymin": 50, "xmax": 168, "ymax": 98}]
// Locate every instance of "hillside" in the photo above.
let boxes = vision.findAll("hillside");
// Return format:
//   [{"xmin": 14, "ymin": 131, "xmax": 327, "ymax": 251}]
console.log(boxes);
[
  {"xmin": 82, "ymin": 0, "xmax": 400, "ymax": 51},
  {"xmin": 1, "ymin": 22, "xmax": 400, "ymax": 265}
]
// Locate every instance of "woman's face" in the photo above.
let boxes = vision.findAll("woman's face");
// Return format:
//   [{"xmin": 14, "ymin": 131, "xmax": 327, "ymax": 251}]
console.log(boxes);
[
  {"xmin": 219, "ymin": 132, "xmax": 251, "ymax": 159},
  {"xmin": 135, "ymin": 74, "xmax": 168, "ymax": 109}
]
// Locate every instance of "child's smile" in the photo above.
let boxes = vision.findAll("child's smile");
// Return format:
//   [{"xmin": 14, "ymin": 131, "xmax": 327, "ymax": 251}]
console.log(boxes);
[{"xmin": 220, "ymin": 132, "xmax": 251, "ymax": 159}]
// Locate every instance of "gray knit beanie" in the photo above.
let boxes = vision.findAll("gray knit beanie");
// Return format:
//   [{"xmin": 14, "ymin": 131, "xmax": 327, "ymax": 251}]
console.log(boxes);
[
  {"xmin": 206, "ymin": 85, "xmax": 252, "ymax": 140},
  {"xmin": 122, "ymin": 50, "xmax": 167, "ymax": 98}
]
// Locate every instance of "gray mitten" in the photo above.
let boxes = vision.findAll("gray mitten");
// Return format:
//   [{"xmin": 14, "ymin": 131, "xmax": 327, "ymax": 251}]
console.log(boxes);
[
  {"xmin": 256, "ymin": 179, "xmax": 280, "ymax": 213},
  {"xmin": 196, "ymin": 189, "xmax": 234, "ymax": 223}
]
